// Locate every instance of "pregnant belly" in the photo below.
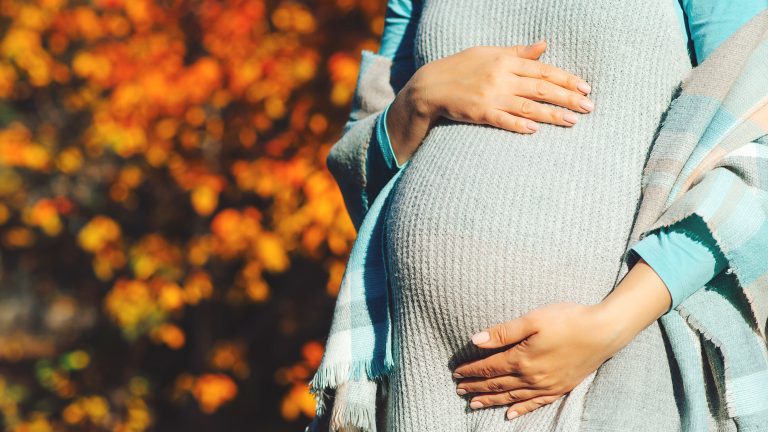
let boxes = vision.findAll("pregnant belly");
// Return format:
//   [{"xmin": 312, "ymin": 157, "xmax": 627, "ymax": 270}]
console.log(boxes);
[{"xmin": 383, "ymin": 119, "xmax": 645, "ymax": 357}]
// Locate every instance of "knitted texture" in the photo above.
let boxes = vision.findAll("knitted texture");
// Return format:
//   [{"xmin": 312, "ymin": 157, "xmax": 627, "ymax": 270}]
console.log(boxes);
[{"xmin": 384, "ymin": 0, "xmax": 691, "ymax": 430}]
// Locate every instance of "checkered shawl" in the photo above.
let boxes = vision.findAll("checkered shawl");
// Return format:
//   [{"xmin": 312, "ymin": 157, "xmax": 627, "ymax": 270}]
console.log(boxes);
[
  {"xmin": 626, "ymin": 9, "xmax": 768, "ymax": 431},
  {"xmin": 307, "ymin": 9, "xmax": 768, "ymax": 432}
]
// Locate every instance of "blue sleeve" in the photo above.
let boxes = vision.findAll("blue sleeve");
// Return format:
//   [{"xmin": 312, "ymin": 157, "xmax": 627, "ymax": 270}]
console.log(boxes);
[
  {"xmin": 379, "ymin": 0, "xmax": 420, "ymax": 92},
  {"xmin": 681, "ymin": 0, "xmax": 768, "ymax": 63},
  {"xmin": 366, "ymin": 102, "xmax": 406, "ymax": 202},
  {"xmin": 364, "ymin": 0, "xmax": 420, "ymax": 202},
  {"xmin": 629, "ymin": 215, "xmax": 729, "ymax": 315},
  {"xmin": 378, "ymin": 0, "xmax": 415, "ymax": 58},
  {"xmin": 375, "ymin": 101, "xmax": 406, "ymax": 171}
]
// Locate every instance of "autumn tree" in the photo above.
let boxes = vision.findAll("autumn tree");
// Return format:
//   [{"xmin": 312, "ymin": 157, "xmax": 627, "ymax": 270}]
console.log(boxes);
[{"xmin": 0, "ymin": 0, "xmax": 385, "ymax": 430}]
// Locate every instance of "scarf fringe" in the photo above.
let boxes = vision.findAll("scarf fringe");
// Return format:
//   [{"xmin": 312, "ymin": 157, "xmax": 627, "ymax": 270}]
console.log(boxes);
[
  {"xmin": 329, "ymin": 398, "xmax": 377, "ymax": 432},
  {"xmin": 308, "ymin": 357, "xmax": 393, "ymax": 418},
  {"xmin": 303, "ymin": 397, "xmax": 378, "ymax": 432}
]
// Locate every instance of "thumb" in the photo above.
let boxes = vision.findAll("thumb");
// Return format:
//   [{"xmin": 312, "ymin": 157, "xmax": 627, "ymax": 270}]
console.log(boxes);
[
  {"xmin": 514, "ymin": 39, "xmax": 547, "ymax": 60},
  {"xmin": 471, "ymin": 316, "xmax": 534, "ymax": 348}
]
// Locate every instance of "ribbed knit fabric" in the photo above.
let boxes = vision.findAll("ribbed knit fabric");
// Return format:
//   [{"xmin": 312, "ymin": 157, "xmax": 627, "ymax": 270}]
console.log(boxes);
[{"xmin": 379, "ymin": 0, "xmax": 694, "ymax": 430}]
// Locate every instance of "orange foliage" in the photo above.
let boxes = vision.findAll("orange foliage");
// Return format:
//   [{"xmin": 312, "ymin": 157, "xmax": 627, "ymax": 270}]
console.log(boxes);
[
  {"xmin": 0, "ymin": 0, "xmax": 385, "ymax": 429},
  {"xmin": 191, "ymin": 374, "xmax": 238, "ymax": 414}
]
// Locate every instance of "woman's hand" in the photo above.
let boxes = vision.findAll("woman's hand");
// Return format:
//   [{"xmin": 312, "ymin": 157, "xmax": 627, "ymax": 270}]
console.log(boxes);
[
  {"xmin": 452, "ymin": 302, "xmax": 624, "ymax": 420},
  {"xmin": 452, "ymin": 259, "xmax": 672, "ymax": 420},
  {"xmin": 386, "ymin": 40, "xmax": 594, "ymax": 165}
]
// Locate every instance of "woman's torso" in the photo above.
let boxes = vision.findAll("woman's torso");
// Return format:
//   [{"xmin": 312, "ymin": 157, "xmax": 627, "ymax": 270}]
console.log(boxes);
[{"xmin": 382, "ymin": 0, "xmax": 693, "ymax": 430}]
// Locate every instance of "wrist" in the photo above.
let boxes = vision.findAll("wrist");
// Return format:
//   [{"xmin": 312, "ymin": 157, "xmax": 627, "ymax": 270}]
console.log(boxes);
[
  {"xmin": 588, "ymin": 302, "xmax": 635, "ymax": 354},
  {"xmin": 404, "ymin": 67, "xmax": 443, "ymax": 124},
  {"xmin": 385, "ymin": 98, "xmax": 413, "ymax": 166},
  {"xmin": 387, "ymin": 79, "xmax": 439, "ymax": 166},
  {"xmin": 592, "ymin": 259, "xmax": 672, "ymax": 347}
]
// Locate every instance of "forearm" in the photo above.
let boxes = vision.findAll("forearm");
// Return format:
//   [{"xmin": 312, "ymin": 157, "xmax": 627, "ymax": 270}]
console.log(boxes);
[
  {"xmin": 592, "ymin": 258, "xmax": 672, "ymax": 350},
  {"xmin": 386, "ymin": 73, "xmax": 441, "ymax": 166}
]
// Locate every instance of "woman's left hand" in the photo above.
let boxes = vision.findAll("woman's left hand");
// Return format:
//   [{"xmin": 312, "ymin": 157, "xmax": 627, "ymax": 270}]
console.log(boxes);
[
  {"xmin": 452, "ymin": 258, "xmax": 673, "ymax": 421},
  {"xmin": 451, "ymin": 302, "xmax": 630, "ymax": 420}
]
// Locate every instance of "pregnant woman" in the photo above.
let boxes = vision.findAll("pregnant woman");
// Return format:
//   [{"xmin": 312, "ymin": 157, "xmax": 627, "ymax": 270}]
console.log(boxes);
[{"xmin": 316, "ymin": 1, "xmax": 768, "ymax": 431}]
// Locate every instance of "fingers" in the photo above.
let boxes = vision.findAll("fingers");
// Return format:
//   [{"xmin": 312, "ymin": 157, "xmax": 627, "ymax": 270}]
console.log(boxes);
[
  {"xmin": 482, "ymin": 109, "xmax": 540, "ymax": 134},
  {"xmin": 471, "ymin": 315, "xmax": 534, "ymax": 349},
  {"xmin": 507, "ymin": 39, "xmax": 548, "ymax": 60},
  {"xmin": 500, "ymin": 95, "xmax": 580, "ymax": 127},
  {"xmin": 466, "ymin": 388, "xmax": 545, "ymax": 410},
  {"xmin": 453, "ymin": 350, "xmax": 515, "ymax": 379},
  {"xmin": 510, "ymin": 58, "xmax": 591, "ymax": 95},
  {"xmin": 513, "ymin": 76, "xmax": 595, "ymax": 114},
  {"xmin": 505, "ymin": 394, "xmax": 564, "ymax": 420},
  {"xmin": 453, "ymin": 345, "xmax": 529, "ymax": 379},
  {"xmin": 456, "ymin": 375, "xmax": 529, "ymax": 395},
  {"xmin": 504, "ymin": 40, "xmax": 592, "ymax": 97}
]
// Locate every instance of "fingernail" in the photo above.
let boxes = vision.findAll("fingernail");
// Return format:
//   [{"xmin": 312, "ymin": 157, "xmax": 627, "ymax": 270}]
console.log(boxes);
[
  {"xmin": 526, "ymin": 121, "xmax": 539, "ymax": 132},
  {"xmin": 471, "ymin": 331, "xmax": 490, "ymax": 345},
  {"xmin": 529, "ymin": 39, "xmax": 546, "ymax": 48},
  {"xmin": 577, "ymin": 82, "xmax": 591, "ymax": 94},
  {"xmin": 456, "ymin": 388, "xmax": 467, "ymax": 395},
  {"xmin": 470, "ymin": 400, "xmax": 483, "ymax": 409},
  {"xmin": 507, "ymin": 410, "xmax": 519, "ymax": 420},
  {"xmin": 579, "ymin": 98, "xmax": 594, "ymax": 112},
  {"xmin": 452, "ymin": 372, "xmax": 463, "ymax": 378},
  {"xmin": 563, "ymin": 112, "xmax": 578, "ymax": 125}
]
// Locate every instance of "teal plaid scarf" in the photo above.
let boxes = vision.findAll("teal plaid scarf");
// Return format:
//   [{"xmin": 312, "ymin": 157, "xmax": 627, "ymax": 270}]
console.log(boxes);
[{"xmin": 308, "ymin": 9, "xmax": 768, "ymax": 432}]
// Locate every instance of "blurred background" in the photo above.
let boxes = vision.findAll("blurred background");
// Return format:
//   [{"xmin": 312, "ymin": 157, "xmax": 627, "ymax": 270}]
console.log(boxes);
[{"xmin": 0, "ymin": 0, "xmax": 386, "ymax": 430}]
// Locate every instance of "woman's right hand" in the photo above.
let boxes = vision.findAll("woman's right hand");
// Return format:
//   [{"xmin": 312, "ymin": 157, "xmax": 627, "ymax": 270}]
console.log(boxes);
[{"xmin": 386, "ymin": 40, "xmax": 594, "ymax": 166}]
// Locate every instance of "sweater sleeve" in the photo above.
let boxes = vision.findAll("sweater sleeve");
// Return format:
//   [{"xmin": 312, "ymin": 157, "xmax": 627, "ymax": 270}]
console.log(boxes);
[
  {"xmin": 627, "ymin": 215, "xmax": 728, "ymax": 315},
  {"xmin": 680, "ymin": 0, "xmax": 768, "ymax": 64}
]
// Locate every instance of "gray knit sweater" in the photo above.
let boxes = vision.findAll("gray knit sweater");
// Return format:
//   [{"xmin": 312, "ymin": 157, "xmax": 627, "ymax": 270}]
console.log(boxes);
[{"xmin": 327, "ymin": 0, "xmax": 717, "ymax": 430}]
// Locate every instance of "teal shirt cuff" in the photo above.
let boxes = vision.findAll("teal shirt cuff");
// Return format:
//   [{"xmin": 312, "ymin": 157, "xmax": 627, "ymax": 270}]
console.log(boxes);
[
  {"xmin": 629, "ymin": 215, "xmax": 729, "ymax": 315},
  {"xmin": 377, "ymin": 101, "xmax": 406, "ymax": 171},
  {"xmin": 365, "ymin": 102, "xmax": 404, "ymax": 205}
]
